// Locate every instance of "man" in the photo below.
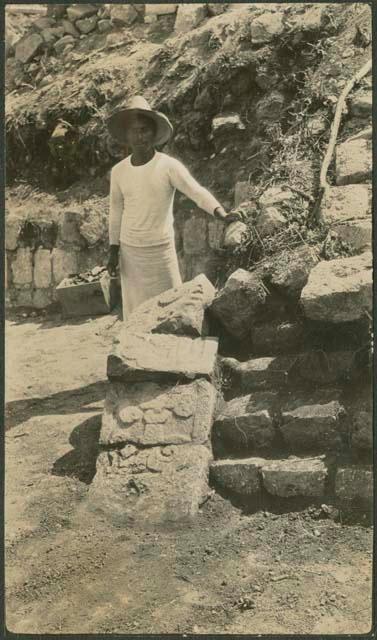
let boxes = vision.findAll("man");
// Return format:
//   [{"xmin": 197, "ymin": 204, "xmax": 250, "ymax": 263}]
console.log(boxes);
[{"xmin": 107, "ymin": 95, "xmax": 239, "ymax": 320}]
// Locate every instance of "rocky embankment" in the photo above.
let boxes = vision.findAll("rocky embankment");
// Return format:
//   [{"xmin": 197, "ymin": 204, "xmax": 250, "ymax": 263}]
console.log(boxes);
[{"xmin": 5, "ymin": 3, "xmax": 372, "ymax": 311}]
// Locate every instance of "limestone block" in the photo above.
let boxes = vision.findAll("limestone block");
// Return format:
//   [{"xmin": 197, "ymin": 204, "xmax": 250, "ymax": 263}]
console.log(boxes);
[
  {"xmin": 32, "ymin": 17, "xmax": 56, "ymax": 31},
  {"xmin": 257, "ymin": 246, "xmax": 319, "ymax": 299},
  {"xmin": 335, "ymin": 466, "xmax": 373, "ymax": 501},
  {"xmin": 210, "ymin": 458, "xmax": 265, "ymax": 495},
  {"xmin": 280, "ymin": 393, "xmax": 345, "ymax": 451},
  {"xmin": 33, "ymin": 248, "xmax": 52, "ymax": 289},
  {"xmin": 61, "ymin": 19, "xmax": 80, "ymax": 38},
  {"xmin": 212, "ymin": 114, "xmax": 245, "ymax": 135},
  {"xmin": 88, "ymin": 444, "xmax": 212, "ymax": 525},
  {"xmin": 109, "ymin": 4, "xmax": 139, "ymax": 26},
  {"xmin": 76, "ymin": 16, "xmax": 98, "ymax": 34},
  {"xmin": 225, "ymin": 355, "xmax": 294, "ymax": 394},
  {"xmin": 349, "ymin": 92, "xmax": 372, "ymax": 117},
  {"xmin": 210, "ymin": 269, "xmax": 266, "ymax": 339},
  {"xmin": 287, "ymin": 5, "xmax": 326, "ymax": 33},
  {"xmin": 108, "ymin": 332, "xmax": 218, "ymax": 383},
  {"xmin": 52, "ymin": 248, "xmax": 79, "ymax": 284},
  {"xmin": 125, "ymin": 274, "xmax": 215, "ymax": 337},
  {"xmin": 261, "ymin": 456, "xmax": 327, "ymax": 498},
  {"xmin": 58, "ymin": 211, "xmax": 82, "ymax": 245},
  {"xmin": 174, "ymin": 4, "xmax": 207, "ymax": 34},
  {"xmin": 100, "ymin": 378, "xmax": 217, "ymax": 446},
  {"xmin": 259, "ymin": 186, "xmax": 294, "ymax": 210},
  {"xmin": 54, "ymin": 35, "xmax": 76, "ymax": 54},
  {"xmin": 321, "ymin": 184, "xmax": 371, "ymax": 225},
  {"xmin": 6, "ymin": 216, "xmax": 22, "ymax": 251},
  {"xmin": 252, "ymin": 320, "xmax": 304, "ymax": 356},
  {"xmin": 183, "ymin": 216, "xmax": 208, "ymax": 255},
  {"xmin": 289, "ymin": 351, "xmax": 355, "ymax": 386},
  {"xmin": 11, "ymin": 248, "xmax": 33, "ymax": 286},
  {"xmin": 333, "ymin": 220, "xmax": 372, "ymax": 252},
  {"xmin": 33, "ymin": 288, "xmax": 53, "ymax": 309},
  {"xmin": 250, "ymin": 13, "xmax": 284, "ymax": 43},
  {"xmin": 145, "ymin": 4, "xmax": 178, "ymax": 16},
  {"xmin": 301, "ymin": 251, "xmax": 372, "ymax": 323},
  {"xmin": 15, "ymin": 289, "xmax": 33, "ymax": 307},
  {"xmin": 79, "ymin": 208, "xmax": 109, "ymax": 246},
  {"xmin": 255, "ymin": 207, "xmax": 287, "ymax": 238},
  {"xmin": 208, "ymin": 218, "xmax": 225, "ymax": 250},
  {"xmin": 97, "ymin": 19, "xmax": 112, "ymax": 33},
  {"xmin": 66, "ymin": 4, "xmax": 98, "ymax": 21},
  {"xmin": 223, "ymin": 221, "xmax": 249, "ymax": 248},
  {"xmin": 336, "ymin": 139, "xmax": 372, "ymax": 185},
  {"xmin": 213, "ymin": 391, "xmax": 277, "ymax": 451},
  {"xmin": 15, "ymin": 33, "xmax": 44, "ymax": 64},
  {"xmin": 40, "ymin": 27, "xmax": 64, "ymax": 44}
]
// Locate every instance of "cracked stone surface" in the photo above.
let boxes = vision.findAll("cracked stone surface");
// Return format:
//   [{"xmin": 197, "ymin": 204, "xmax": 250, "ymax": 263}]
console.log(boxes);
[
  {"xmin": 261, "ymin": 456, "xmax": 328, "ymax": 498},
  {"xmin": 100, "ymin": 378, "xmax": 218, "ymax": 447},
  {"xmin": 125, "ymin": 274, "xmax": 215, "ymax": 337},
  {"xmin": 210, "ymin": 268, "xmax": 267, "ymax": 339},
  {"xmin": 88, "ymin": 444, "xmax": 212, "ymax": 526},
  {"xmin": 107, "ymin": 331, "xmax": 218, "ymax": 383},
  {"xmin": 210, "ymin": 458, "xmax": 265, "ymax": 495},
  {"xmin": 280, "ymin": 393, "xmax": 345, "ymax": 451},
  {"xmin": 301, "ymin": 251, "xmax": 372, "ymax": 323},
  {"xmin": 213, "ymin": 391, "xmax": 278, "ymax": 451},
  {"xmin": 335, "ymin": 466, "xmax": 373, "ymax": 501}
]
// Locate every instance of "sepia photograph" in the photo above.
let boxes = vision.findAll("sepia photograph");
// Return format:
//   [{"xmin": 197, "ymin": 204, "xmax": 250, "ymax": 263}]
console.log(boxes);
[{"xmin": 4, "ymin": 1, "xmax": 373, "ymax": 635}]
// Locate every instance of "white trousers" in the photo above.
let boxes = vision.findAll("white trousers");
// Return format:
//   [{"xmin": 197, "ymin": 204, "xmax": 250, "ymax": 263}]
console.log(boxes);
[{"xmin": 119, "ymin": 240, "xmax": 182, "ymax": 320}]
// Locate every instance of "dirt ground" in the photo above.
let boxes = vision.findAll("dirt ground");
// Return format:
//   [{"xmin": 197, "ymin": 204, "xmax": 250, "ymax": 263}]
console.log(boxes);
[{"xmin": 5, "ymin": 310, "xmax": 374, "ymax": 635}]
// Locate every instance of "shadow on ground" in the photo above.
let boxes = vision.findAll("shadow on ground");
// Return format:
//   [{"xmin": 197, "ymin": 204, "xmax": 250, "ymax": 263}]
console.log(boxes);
[
  {"xmin": 5, "ymin": 380, "xmax": 108, "ymax": 430},
  {"xmin": 51, "ymin": 414, "xmax": 102, "ymax": 484}
]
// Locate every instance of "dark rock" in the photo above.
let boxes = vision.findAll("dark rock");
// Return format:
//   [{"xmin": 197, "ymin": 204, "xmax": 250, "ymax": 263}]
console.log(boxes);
[
  {"xmin": 261, "ymin": 456, "xmax": 328, "ymax": 498},
  {"xmin": 252, "ymin": 320, "xmax": 304, "ymax": 356},
  {"xmin": 210, "ymin": 458, "xmax": 264, "ymax": 495},
  {"xmin": 15, "ymin": 33, "xmax": 44, "ymax": 64},
  {"xmin": 335, "ymin": 466, "xmax": 373, "ymax": 501},
  {"xmin": 213, "ymin": 391, "xmax": 278, "ymax": 452},
  {"xmin": 280, "ymin": 391, "xmax": 345, "ymax": 451},
  {"xmin": 66, "ymin": 4, "xmax": 98, "ymax": 22},
  {"xmin": 76, "ymin": 16, "xmax": 98, "ymax": 34},
  {"xmin": 256, "ymin": 246, "xmax": 318, "ymax": 300},
  {"xmin": 210, "ymin": 269, "xmax": 267, "ymax": 340}
]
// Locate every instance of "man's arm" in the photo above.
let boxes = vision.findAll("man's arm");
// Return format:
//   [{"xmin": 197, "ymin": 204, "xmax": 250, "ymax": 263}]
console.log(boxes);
[{"xmin": 168, "ymin": 158, "xmax": 223, "ymax": 216}]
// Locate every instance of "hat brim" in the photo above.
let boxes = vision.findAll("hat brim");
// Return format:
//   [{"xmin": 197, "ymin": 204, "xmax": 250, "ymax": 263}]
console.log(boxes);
[{"xmin": 107, "ymin": 107, "xmax": 173, "ymax": 146}]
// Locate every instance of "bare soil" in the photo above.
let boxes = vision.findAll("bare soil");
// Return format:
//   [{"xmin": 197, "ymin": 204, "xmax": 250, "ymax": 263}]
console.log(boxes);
[{"xmin": 5, "ymin": 310, "xmax": 373, "ymax": 635}]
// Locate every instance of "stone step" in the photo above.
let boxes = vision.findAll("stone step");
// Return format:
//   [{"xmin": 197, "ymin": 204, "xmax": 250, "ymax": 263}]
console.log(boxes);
[
  {"xmin": 210, "ymin": 456, "xmax": 372, "ymax": 505},
  {"xmin": 213, "ymin": 387, "xmax": 372, "ymax": 460},
  {"xmin": 219, "ymin": 348, "xmax": 370, "ymax": 396}
]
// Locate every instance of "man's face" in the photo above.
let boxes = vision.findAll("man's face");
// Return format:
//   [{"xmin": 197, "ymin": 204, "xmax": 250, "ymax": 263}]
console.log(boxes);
[{"xmin": 126, "ymin": 115, "xmax": 156, "ymax": 152}]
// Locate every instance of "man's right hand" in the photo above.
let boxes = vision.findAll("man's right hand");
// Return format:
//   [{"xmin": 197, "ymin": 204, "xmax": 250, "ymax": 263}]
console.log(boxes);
[{"xmin": 107, "ymin": 245, "xmax": 120, "ymax": 277}]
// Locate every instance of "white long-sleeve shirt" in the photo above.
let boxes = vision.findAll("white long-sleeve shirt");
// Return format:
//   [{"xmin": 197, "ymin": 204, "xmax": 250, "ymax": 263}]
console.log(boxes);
[{"xmin": 109, "ymin": 151, "xmax": 221, "ymax": 247}]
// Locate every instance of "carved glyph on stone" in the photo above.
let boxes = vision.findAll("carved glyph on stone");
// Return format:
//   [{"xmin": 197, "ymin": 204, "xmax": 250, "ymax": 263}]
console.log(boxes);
[
  {"xmin": 88, "ymin": 444, "xmax": 212, "ymax": 525},
  {"xmin": 100, "ymin": 378, "xmax": 217, "ymax": 447}
]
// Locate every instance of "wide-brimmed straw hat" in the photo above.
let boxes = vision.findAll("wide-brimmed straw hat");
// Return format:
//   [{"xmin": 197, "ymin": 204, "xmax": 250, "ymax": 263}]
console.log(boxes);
[{"xmin": 107, "ymin": 95, "xmax": 173, "ymax": 146}]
